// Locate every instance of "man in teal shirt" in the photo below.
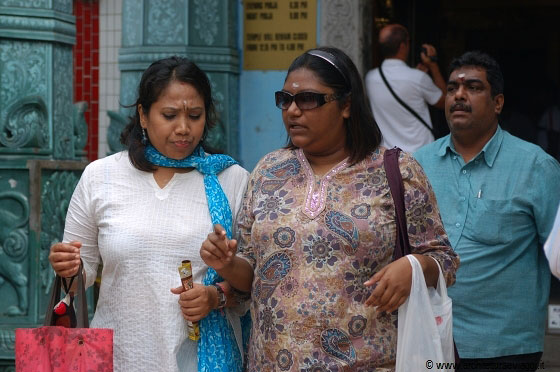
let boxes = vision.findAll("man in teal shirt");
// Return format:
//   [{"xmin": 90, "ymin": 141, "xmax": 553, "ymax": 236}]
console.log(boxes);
[{"xmin": 415, "ymin": 51, "xmax": 560, "ymax": 371}]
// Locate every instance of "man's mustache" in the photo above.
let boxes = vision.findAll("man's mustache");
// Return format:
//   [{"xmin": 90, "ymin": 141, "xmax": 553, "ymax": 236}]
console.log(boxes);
[{"xmin": 450, "ymin": 103, "xmax": 472, "ymax": 112}]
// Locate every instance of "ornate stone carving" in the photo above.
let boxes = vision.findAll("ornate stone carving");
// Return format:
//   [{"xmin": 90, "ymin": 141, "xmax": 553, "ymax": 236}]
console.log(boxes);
[
  {"xmin": 193, "ymin": 0, "xmax": 219, "ymax": 46},
  {"xmin": 320, "ymin": 0, "xmax": 369, "ymax": 76},
  {"xmin": 107, "ymin": 110, "xmax": 128, "ymax": 154},
  {"xmin": 118, "ymin": 49, "xmax": 240, "ymax": 73},
  {"xmin": 146, "ymin": 0, "xmax": 184, "ymax": 45},
  {"xmin": 1, "ymin": 96, "xmax": 47, "ymax": 149},
  {"xmin": 0, "ymin": 191, "xmax": 29, "ymax": 316},
  {"xmin": 0, "ymin": 41, "xmax": 47, "ymax": 148},
  {"xmin": 0, "ymin": 0, "xmax": 48, "ymax": 8},
  {"xmin": 52, "ymin": 46, "xmax": 74, "ymax": 159},
  {"xmin": 0, "ymin": 329, "xmax": 16, "ymax": 353},
  {"xmin": 39, "ymin": 171, "xmax": 80, "ymax": 293},
  {"xmin": 207, "ymin": 74, "xmax": 224, "ymax": 113},
  {"xmin": 120, "ymin": 71, "xmax": 142, "ymax": 110},
  {"xmin": 116, "ymin": 0, "xmax": 240, "ymax": 159},
  {"xmin": 53, "ymin": 0, "xmax": 72, "ymax": 14},
  {"xmin": 0, "ymin": 15, "xmax": 75, "ymax": 43},
  {"xmin": 226, "ymin": 0, "xmax": 236, "ymax": 48},
  {"xmin": 73, "ymin": 101, "xmax": 88, "ymax": 156},
  {"xmin": 321, "ymin": 0, "xmax": 355, "ymax": 47},
  {"xmin": 122, "ymin": 0, "xmax": 142, "ymax": 47},
  {"xmin": 205, "ymin": 73, "xmax": 226, "ymax": 152}
]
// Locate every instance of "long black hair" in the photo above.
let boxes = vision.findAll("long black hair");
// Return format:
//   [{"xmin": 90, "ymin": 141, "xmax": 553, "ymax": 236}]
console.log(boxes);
[
  {"xmin": 120, "ymin": 56, "xmax": 217, "ymax": 171},
  {"xmin": 284, "ymin": 46, "xmax": 382, "ymax": 164}
]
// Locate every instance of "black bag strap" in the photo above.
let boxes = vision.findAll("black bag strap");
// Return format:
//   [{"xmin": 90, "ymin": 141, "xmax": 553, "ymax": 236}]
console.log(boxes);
[
  {"xmin": 383, "ymin": 147, "xmax": 411, "ymax": 261},
  {"xmin": 379, "ymin": 65, "xmax": 435, "ymax": 137},
  {"xmin": 44, "ymin": 263, "xmax": 89, "ymax": 328}
]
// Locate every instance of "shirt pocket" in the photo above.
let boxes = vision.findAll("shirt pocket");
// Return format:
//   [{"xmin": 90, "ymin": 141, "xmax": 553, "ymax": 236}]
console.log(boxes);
[{"xmin": 466, "ymin": 199, "xmax": 513, "ymax": 245}]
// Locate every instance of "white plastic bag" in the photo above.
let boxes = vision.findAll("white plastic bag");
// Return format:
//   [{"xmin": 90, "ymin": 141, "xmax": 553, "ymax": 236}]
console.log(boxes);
[
  {"xmin": 544, "ymin": 203, "xmax": 560, "ymax": 278},
  {"xmin": 395, "ymin": 255, "xmax": 454, "ymax": 372}
]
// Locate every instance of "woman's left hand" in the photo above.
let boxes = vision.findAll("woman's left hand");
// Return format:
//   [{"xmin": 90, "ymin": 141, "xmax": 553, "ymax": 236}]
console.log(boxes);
[
  {"xmin": 363, "ymin": 256, "xmax": 412, "ymax": 314},
  {"xmin": 170, "ymin": 284, "xmax": 217, "ymax": 322}
]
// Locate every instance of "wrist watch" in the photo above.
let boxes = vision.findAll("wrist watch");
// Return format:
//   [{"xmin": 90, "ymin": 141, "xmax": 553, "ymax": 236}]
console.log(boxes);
[{"xmin": 214, "ymin": 284, "xmax": 226, "ymax": 309}]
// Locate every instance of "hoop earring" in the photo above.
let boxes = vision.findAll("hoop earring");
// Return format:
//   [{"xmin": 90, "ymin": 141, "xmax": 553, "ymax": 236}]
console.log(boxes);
[{"xmin": 141, "ymin": 128, "xmax": 148, "ymax": 145}]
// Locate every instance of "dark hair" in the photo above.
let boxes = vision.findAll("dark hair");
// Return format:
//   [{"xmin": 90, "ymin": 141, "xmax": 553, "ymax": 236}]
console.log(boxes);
[
  {"xmin": 448, "ymin": 51, "xmax": 504, "ymax": 97},
  {"xmin": 284, "ymin": 46, "xmax": 382, "ymax": 164},
  {"xmin": 120, "ymin": 56, "xmax": 217, "ymax": 171},
  {"xmin": 379, "ymin": 24, "xmax": 409, "ymax": 58}
]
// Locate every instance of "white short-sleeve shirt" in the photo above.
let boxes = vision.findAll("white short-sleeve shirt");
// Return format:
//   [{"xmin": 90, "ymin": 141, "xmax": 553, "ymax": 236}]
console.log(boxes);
[{"xmin": 365, "ymin": 59, "xmax": 443, "ymax": 152}]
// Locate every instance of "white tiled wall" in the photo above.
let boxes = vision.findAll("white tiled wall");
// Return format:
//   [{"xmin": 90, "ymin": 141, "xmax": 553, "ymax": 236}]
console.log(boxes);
[{"xmin": 98, "ymin": 0, "xmax": 122, "ymax": 158}]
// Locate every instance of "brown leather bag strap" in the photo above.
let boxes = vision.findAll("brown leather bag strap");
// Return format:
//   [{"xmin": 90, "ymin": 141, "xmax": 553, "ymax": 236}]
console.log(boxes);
[{"xmin": 383, "ymin": 147, "xmax": 411, "ymax": 261}]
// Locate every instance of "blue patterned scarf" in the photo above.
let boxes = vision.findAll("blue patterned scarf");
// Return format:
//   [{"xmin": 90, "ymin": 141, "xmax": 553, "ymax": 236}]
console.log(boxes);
[{"xmin": 145, "ymin": 144, "xmax": 243, "ymax": 372}]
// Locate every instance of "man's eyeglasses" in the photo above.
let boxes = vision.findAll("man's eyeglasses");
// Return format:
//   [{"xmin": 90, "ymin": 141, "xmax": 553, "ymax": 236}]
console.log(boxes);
[{"xmin": 274, "ymin": 91, "xmax": 341, "ymax": 110}]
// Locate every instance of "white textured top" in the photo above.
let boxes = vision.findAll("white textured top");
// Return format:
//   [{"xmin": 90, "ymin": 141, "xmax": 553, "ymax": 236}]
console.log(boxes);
[
  {"xmin": 365, "ymin": 59, "xmax": 442, "ymax": 152},
  {"xmin": 63, "ymin": 151, "xmax": 249, "ymax": 372}
]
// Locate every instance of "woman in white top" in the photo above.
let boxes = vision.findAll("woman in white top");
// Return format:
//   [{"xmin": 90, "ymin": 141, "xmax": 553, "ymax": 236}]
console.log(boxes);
[{"xmin": 48, "ymin": 56, "xmax": 249, "ymax": 372}]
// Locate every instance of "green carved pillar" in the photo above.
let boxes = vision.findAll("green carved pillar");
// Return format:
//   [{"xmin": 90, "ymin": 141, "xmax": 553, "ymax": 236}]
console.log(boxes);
[
  {"xmin": 108, "ymin": 0, "xmax": 240, "ymax": 157},
  {"xmin": 0, "ymin": 1, "xmax": 89, "ymax": 369}
]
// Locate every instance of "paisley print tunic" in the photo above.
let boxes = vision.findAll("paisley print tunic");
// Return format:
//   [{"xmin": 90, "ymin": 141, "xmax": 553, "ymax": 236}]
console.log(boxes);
[{"xmin": 237, "ymin": 147, "xmax": 459, "ymax": 371}]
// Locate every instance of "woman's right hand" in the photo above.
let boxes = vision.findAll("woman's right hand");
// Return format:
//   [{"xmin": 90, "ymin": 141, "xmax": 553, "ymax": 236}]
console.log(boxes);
[
  {"xmin": 49, "ymin": 241, "xmax": 82, "ymax": 278},
  {"xmin": 363, "ymin": 256, "xmax": 413, "ymax": 314},
  {"xmin": 200, "ymin": 224, "xmax": 237, "ymax": 271}
]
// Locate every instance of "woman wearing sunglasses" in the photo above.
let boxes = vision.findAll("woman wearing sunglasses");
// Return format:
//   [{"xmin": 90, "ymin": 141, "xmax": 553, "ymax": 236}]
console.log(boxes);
[{"xmin": 201, "ymin": 47, "xmax": 459, "ymax": 370}]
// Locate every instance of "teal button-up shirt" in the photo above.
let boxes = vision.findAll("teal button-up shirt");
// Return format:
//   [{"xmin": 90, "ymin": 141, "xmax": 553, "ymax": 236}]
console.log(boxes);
[{"xmin": 414, "ymin": 126, "xmax": 560, "ymax": 358}]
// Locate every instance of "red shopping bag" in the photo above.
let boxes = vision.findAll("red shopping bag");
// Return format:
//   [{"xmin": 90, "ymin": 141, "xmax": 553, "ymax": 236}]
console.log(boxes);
[
  {"xmin": 15, "ymin": 327, "xmax": 113, "ymax": 372},
  {"xmin": 15, "ymin": 265, "xmax": 113, "ymax": 372}
]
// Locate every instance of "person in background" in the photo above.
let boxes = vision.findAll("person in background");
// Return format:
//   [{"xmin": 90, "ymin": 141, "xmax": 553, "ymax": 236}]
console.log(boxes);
[
  {"xmin": 201, "ymin": 46, "xmax": 459, "ymax": 371},
  {"xmin": 414, "ymin": 51, "xmax": 560, "ymax": 372},
  {"xmin": 365, "ymin": 23, "xmax": 446, "ymax": 152},
  {"xmin": 48, "ymin": 56, "xmax": 249, "ymax": 372}
]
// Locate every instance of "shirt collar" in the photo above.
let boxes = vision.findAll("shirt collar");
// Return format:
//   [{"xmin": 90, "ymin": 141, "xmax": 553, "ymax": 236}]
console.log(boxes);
[
  {"xmin": 381, "ymin": 59, "xmax": 407, "ymax": 68},
  {"xmin": 436, "ymin": 135, "xmax": 454, "ymax": 157},
  {"xmin": 437, "ymin": 126, "xmax": 504, "ymax": 167}
]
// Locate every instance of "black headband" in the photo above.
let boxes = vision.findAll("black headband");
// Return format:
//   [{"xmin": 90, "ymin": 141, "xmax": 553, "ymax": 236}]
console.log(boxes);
[{"xmin": 306, "ymin": 50, "xmax": 350, "ymax": 88}]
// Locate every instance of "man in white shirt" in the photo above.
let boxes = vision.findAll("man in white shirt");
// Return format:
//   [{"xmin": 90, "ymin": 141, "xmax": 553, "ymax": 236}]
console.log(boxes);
[{"xmin": 365, "ymin": 24, "xmax": 446, "ymax": 152}]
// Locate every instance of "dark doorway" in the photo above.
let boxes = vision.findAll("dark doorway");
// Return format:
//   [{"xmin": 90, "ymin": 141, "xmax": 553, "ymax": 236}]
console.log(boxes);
[{"xmin": 370, "ymin": 0, "xmax": 560, "ymax": 154}]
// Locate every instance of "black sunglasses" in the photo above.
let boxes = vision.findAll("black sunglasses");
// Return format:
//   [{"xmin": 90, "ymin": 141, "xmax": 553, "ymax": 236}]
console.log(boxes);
[{"xmin": 274, "ymin": 91, "xmax": 341, "ymax": 110}]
